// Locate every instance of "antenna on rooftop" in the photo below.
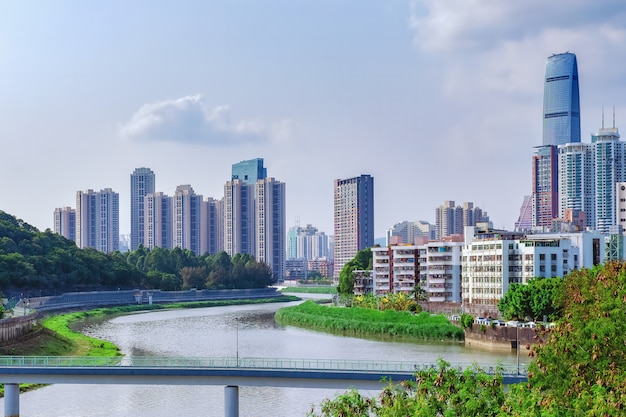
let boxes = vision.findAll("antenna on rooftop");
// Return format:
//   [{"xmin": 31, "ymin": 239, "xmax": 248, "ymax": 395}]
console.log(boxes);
[
  {"xmin": 602, "ymin": 106, "xmax": 605, "ymax": 129},
  {"xmin": 613, "ymin": 105, "xmax": 616, "ymax": 129}
]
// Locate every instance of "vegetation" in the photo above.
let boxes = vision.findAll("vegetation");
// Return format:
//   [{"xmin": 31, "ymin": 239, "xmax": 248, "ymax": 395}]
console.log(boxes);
[
  {"xmin": 353, "ymin": 293, "xmax": 420, "ymax": 313},
  {"xmin": 498, "ymin": 277, "xmax": 563, "ymax": 321},
  {"xmin": 0, "ymin": 210, "xmax": 275, "ymax": 294},
  {"xmin": 309, "ymin": 261, "xmax": 626, "ymax": 416},
  {"xmin": 280, "ymin": 286, "xmax": 337, "ymax": 294},
  {"xmin": 337, "ymin": 248, "xmax": 372, "ymax": 295},
  {"xmin": 275, "ymin": 300, "xmax": 463, "ymax": 341},
  {"xmin": 460, "ymin": 313, "xmax": 474, "ymax": 329},
  {"xmin": 309, "ymin": 360, "xmax": 506, "ymax": 417}
]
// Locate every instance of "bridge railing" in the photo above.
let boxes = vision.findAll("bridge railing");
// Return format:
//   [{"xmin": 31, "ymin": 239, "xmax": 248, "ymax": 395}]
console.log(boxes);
[{"xmin": 0, "ymin": 356, "xmax": 528, "ymax": 376}]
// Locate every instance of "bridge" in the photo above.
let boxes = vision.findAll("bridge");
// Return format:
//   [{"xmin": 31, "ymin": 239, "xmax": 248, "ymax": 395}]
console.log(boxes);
[{"xmin": 0, "ymin": 356, "xmax": 527, "ymax": 417}]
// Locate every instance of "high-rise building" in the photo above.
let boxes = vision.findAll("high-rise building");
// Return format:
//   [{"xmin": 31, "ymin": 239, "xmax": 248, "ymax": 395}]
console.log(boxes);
[
  {"xmin": 386, "ymin": 220, "xmax": 433, "ymax": 245},
  {"xmin": 256, "ymin": 177, "xmax": 286, "ymax": 280},
  {"xmin": 173, "ymin": 185, "xmax": 203, "ymax": 254},
  {"xmin": 533, "ymin": 52, "xmax": 581, "ymax": 228},
  {"xmin": 558, "ymin": 142, "xmax": 594, "ymax": 228},
  {"xmin": 144, "ymin": 192, "xmax": 173, "ymax": 250},
  {"xmin": 53, "ymin": 207, "xmax": 76, "ymax": 242},
  {"xmin": 224, "ymin": 179, "xmax": 255, "ymax": 257},
  {"xmin": 543, "ymin": 52, "xmax": 581, "ymax": 146},
  {"xmin": 231, "ymin": 158, "xmax": 267, "ymax": 184},
  {"xmin": 532, "ymin": 145, "xmax": 559, "ymax": 228},
  {"xmin": 514, "ymin": 196, "xmax": 533, "ymax": 232},
  {"xmin": 201, "ymin": 197, "xmax": 224, "ymax": 255},
  {"xmin": 333, "ymin": 174, "xmax": 374, "ymax": 277},
  {"xmin": 592, "ymin": 122, "xmax": 624, "ymax": 233},
  {"xmin": 130, "ymin": 167, "xmax": 155, "ymax": 251},
  {"xmin": 435, "ymin": 201, "xmax": 489, "ymax": 240},
  {"xmin": 76, "ymin": 188, "xmax": 119, "ymax": 253}
]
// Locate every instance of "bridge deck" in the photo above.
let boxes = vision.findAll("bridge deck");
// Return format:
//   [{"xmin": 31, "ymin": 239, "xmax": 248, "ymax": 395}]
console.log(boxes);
[{"xmin": 0, "ymin": 356, "xmax": 527, "ymax": 389}]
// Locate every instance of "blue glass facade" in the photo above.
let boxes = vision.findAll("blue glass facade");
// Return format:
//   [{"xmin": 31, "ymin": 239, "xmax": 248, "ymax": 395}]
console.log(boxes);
[
  {"xmin": 231, "ymin": 158, "xmax": 267, "ymax": 184},
  {"xmin": 543, "ymin": 53, "xmax": 581, "ymax": 146}
]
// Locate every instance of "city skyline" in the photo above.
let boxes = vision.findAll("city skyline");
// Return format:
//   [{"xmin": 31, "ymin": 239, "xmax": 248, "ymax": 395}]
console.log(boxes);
[{"xmin": 2, "ymin": 2, "xmax": 626, "ymax": 238}]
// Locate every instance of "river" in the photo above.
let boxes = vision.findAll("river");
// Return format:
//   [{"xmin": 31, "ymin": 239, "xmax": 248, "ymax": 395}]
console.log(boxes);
[{"xmin": 2, "ymin": 296, "xmax": 530, "ymax": 416}]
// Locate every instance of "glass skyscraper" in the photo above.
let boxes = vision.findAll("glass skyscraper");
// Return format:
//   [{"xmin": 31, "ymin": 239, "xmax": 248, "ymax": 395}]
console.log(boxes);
[
  {"xmin": 533, "ymin": 52, "xmax": 581, "ymax": 228},
  {"xmin": 543, "ymin": 52, "xmax": 581, "ymax": 146}
]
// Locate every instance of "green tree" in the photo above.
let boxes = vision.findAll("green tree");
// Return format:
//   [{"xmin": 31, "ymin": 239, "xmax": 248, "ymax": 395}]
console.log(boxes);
[
  {"xmin": 498, "ymin": 277, "xmax": 563, "ymax": 321},
  {"xmin": 503, "ymin": 261, "xmax": 626, "ymax": 414},
  {"xmin": 337, "ymin": 248, "xmax": 372, "ymax": 295},
  {"xmin": 308, "ymin": 360, "xmax": 506, "ymax": 417}
]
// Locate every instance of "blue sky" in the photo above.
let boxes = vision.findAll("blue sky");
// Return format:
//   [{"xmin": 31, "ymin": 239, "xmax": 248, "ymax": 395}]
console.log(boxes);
[{"xmin": 1, "ymin": 1, "xmax": 626, "ymax": 238}]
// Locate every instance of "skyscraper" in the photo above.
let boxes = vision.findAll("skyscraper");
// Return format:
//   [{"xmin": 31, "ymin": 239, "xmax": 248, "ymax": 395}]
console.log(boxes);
[
  {"xmin": 201, "ymin": 197, "xmax": 224, "ymax": 255},
  {"xmin": 76, "ymin": 188, "xmax": 119, "ymax": 253},
  {"xmin": 558, "ymin": 142, "xmax": 594, "ymax": 228},
  {"xmin": 256, "ymin": 177, "xmax": 286, "ymax": 280},
  {"xmin": 532, "ymin": 145, "xmax": 559, "ymax": 228},
  {"xmin": 592, "ymin": 121, "xmax": 624, "ymax": 233},
  {"xmin": 144, "ymin": 192, "xmax": 173, "ymax": 250},
  {"xmin": 333, "ymin": 174, "xmax": 374, "ymax": 278},
  {"xmin": 173, "ymin": 185, "xmax": 203, "ymax": 254},
  {"xmin": 224, "ymin": 179, "xmax": 255, "ymax": 257},
  {"xmin": 130, "ymin": 167, "xmax": 155, "ymax": 251},
  {"xmin": 543, "ymin": 52, "xmax": 581, "ymax": 146},
  {"xmin": 533, "ymin": 52, "xmax": 581, "ymax": 228}
]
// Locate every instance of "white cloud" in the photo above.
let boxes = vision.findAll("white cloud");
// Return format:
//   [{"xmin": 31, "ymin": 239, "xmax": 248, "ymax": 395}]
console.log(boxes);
[{"xmin": 120, "ymin": 95, "xmax": 294, "ymax": 146}]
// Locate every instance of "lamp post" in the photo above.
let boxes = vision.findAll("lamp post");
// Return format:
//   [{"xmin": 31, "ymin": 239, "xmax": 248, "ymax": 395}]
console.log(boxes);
[
  {"xmin": 516, "ymin": 325, "xmax": 520, "ymax": 375},
  {"xmin": 236, "ymin": 318, "xmax": 239, "ymax": 367}
]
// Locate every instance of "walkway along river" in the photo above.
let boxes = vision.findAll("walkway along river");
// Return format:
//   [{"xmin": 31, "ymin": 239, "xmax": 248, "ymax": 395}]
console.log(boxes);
[{"xmin": 1, "ymin": 296, "xmax": 531, "ymax": 417}]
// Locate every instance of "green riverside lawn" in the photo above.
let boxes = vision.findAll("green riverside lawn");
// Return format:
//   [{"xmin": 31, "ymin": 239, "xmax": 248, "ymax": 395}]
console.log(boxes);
[{"xmin": 275, "ymin": 300, "xmax": 464, "ymax": 341}]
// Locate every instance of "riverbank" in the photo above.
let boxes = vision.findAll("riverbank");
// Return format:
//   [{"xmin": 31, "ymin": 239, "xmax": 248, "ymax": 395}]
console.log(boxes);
[
  {"xmin": 0, "ymin": 296, "xmax": 299, "ymax": 397},
  {"xmin": 275, "ymin": 300, "xmax": 464, "ymax": 341}
]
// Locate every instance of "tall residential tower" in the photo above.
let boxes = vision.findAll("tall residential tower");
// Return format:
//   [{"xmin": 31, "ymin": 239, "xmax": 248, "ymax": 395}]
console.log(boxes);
[
  {"xmin": 130, "ymin": 167, "xmax": 155, "ymax": 251},
  {"xmin": 333, "ymin": 174, "xmax": 374, "ymax": 277}
]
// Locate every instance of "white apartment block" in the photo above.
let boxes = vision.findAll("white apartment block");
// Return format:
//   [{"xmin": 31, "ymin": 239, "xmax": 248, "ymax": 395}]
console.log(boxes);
[
  {"xmin": 417, "ymin": 240, "xmax": 463, "ymax": 303},
  {"xmin": 461, "ymin": 227, "xmax": 603, "ymax": 317},
  {"xmin": 53, "ymin": 206, "xmax": 76, "ymax": 242},
  {"xmin": 144, "ymin": 192, "xmax": 172, "ymax": 250},
  {"xmin": 256, "ymin": 177, "xmax": 286, "ymax": 280}
]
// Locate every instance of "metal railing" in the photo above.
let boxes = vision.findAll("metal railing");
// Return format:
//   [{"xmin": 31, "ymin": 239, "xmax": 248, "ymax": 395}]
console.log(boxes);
[{"xmin": 0, "ymin": 356, "xmax": 528, "ymax": 376}]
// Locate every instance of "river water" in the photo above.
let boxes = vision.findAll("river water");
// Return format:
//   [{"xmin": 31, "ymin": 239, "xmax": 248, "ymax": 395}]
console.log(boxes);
[{"xmin": 3, "ymin": 296, "xmax": 530, "ymax": 416}]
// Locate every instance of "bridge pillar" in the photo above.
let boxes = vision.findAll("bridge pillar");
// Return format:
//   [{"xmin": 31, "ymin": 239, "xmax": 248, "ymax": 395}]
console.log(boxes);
[
  {"xmin": 4, "ymin": 383, "xmax": 19, "ymax": 417},
  {"xmin": 224, "ymin": 385, "xmax": 239, "ymax": 417}
]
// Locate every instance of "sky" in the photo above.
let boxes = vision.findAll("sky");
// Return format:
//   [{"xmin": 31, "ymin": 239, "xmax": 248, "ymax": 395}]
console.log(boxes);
[{"xmin": 1, "ymin": 1, "xmax": 626, "ymax": 239}]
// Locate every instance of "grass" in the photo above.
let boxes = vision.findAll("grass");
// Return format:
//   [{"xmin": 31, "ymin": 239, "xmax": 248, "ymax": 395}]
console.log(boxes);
[
  {"xmin": 280, "ymin": 286, "xmax": 337, "ymax": 294},
  {"xmin": 275, "ymin": 300, "xmax": 464, "ymax": 341}
]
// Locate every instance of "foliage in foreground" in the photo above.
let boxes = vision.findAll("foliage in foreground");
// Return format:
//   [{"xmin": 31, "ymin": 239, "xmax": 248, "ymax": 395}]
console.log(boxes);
[
  {"xmin": 275, "ymin": 300, "xmax": 463, "ymax": 340},
  {"xmin": 309, "ymin": 360, "xmax": 506, "ymax": 417},
  {"xmin": 309, "ymin": 261, "xmax": 626, "ymax": 416}
]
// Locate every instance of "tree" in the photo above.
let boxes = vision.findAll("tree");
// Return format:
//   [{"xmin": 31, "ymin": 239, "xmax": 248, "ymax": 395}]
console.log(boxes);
[
  {"xmin": 308, "ymin": 360, "xmax": 506, "ymax": 417},
  {"xmin": 502, "ymin": 262, "xmax": 626, "ymax": 414},
  {"xmin": 338, "ymin": 248, "xmax": 372, "ymax": 295},
  {"xmin": 498, "ymin": 277, "xmax": 563, "ymax": 321}
]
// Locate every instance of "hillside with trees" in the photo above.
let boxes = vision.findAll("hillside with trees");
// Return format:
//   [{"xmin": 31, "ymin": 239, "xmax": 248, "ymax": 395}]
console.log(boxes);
[{"xmin": 0, "ymin": 210, "xmax": 274, "ymax": 295}]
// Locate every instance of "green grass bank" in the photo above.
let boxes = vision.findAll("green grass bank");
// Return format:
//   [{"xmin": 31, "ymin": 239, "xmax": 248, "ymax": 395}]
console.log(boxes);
[
  {"xmin": 275, "ymin": 300, "xmax": 464, "ymax": 341},
  {"xmin": 280, "ymin": 286, "xmax": 337, "ymax": 294}
]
